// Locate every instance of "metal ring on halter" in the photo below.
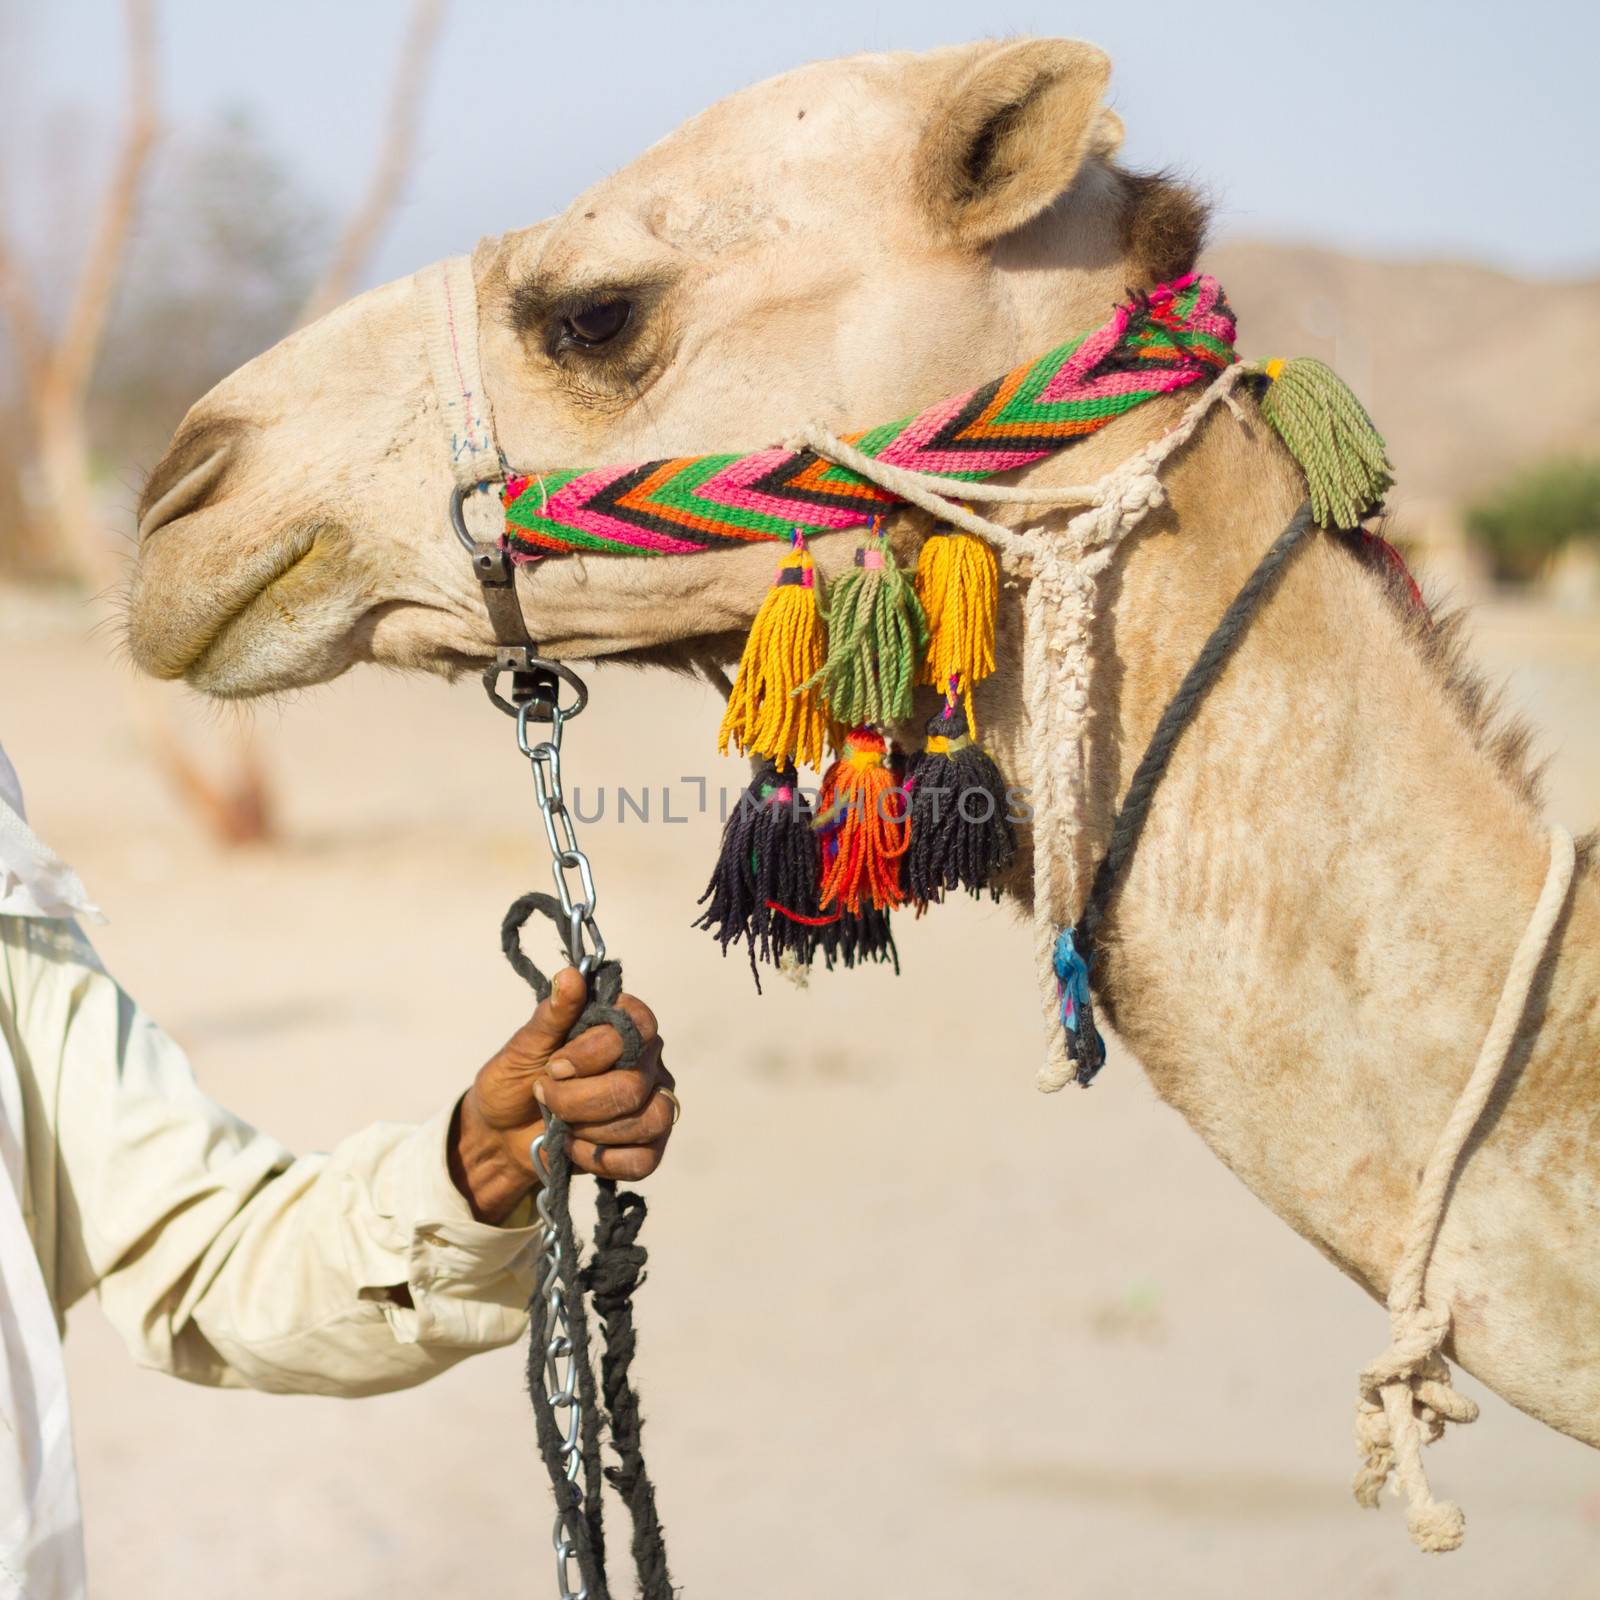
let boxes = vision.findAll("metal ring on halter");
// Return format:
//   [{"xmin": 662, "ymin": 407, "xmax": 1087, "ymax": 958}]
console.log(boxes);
[
  {"xmin": 485, "ymin": 656, "xmax": 590, "ymax": 721},
  {"xmin": 450, "ymin": 475, "xmax": 508, "ymax": 554},
  {"xmin": 514, "ymin": 676, "xmax": 589, "ymax": 741}
]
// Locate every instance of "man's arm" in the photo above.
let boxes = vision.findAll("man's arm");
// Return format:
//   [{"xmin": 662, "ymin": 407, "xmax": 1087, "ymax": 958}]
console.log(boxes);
[{"xmin": 3, "ymin": 916, "xmax": 672, "ymax": 1397}]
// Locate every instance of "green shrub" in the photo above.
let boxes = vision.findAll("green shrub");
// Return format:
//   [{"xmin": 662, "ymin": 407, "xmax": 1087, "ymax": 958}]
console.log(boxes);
[{"xmin": 1465, "ymin": 456, "xmax": 1600, "ymax": 583}]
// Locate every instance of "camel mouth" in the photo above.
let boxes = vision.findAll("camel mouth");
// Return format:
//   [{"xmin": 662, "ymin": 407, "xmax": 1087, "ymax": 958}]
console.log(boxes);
[
  {"xmin": 180, "ymin": 537, "xmax": 322, "ymax": 689},
  {"xmin": 127, "ymin": 518, "xmax": 360, "ymax": 697}
]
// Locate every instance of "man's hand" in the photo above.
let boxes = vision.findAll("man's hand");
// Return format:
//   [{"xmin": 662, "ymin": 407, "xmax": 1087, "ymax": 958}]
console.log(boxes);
[{"xmin": 450, "ymin": 968, "xmax": 677, "ymax": 1223}]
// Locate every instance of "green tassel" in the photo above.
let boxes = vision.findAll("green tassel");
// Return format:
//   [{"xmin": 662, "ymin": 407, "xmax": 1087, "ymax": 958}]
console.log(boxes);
[
  {"xmin": 804, "ymin": 521, "xmax": 929, "ymax": 727},
  {"xmin": 1256, "ymin": 357, "xmax": 1394, "ymax": 529}
]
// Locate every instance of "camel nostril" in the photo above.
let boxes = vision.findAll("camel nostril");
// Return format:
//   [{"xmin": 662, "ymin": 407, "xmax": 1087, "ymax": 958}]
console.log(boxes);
[{"xmin": 138, "ymin": 417, "xmax": 246, "ymax": 541}]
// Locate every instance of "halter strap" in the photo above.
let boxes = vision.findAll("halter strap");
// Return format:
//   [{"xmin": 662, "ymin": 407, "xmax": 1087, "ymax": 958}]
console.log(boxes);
[
  {"xmin": 417, "ymin": 254, "xmax": 503, "ymax": 487},
  {"xmin": 419, "ymin": 255, "xmax": 559, "ymax": 706}
]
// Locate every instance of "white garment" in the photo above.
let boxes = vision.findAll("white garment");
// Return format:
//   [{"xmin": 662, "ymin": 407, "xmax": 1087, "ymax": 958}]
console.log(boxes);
[
  {"xmin": 0, "ymin": 745, "xmax": 542, "ymax": 1597},
  {"xmin": 0, "ymin": 751, "xmax": 99, "ymax": 925},
  {"xmin": 0, "ymin": 746, "xmax": 90, "ymax": 1599}
]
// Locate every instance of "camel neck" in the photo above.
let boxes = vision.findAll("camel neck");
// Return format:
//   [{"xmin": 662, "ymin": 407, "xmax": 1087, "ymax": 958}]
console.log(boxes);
[{"xmin": 1078, "ymin": 407, "xmax": 1599, "ymax": 1441}]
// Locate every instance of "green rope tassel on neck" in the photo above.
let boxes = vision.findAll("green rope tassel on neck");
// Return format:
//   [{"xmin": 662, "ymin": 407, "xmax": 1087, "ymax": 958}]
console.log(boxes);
[
  {"xmin": 805, "ymin": 521, "xmax": 928, "ymax": 727},
  {"xmin": 1256, "ymin": 357, "xmax": 1394, "ymax": 529}
]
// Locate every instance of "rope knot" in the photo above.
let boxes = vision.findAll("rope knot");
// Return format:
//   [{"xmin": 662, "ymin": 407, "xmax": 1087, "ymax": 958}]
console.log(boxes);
[
  {"xmin": 1345, "ymin": 829, "xmax": 1574, "ymax": 1555},
  {"xmin": 1108, "ymin": 471, "xmax": 1167, "ymax": 524},
  {"xmin": 1352, "ymin": 1300, "xmax": 1478, "ymax": 1553}
]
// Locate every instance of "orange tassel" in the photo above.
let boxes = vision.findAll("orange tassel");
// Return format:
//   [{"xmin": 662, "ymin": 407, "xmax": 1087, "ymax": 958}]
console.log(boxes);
[{"xmin": 815, "ymin": 727, "xmax": 909, "ymax": 914}]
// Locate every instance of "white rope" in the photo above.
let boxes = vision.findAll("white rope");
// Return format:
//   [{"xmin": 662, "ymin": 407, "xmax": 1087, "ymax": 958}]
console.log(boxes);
[
  {"xmin": 1352, "ymin": 824, "xmax": 1576, "ymax": 1552},
  {"xmin": 798, "ymin": 361, "xmax": 1257, "ymax": 1089},
  {"xmin": 785, "ymin": 423, "xmax": 1047, "ymax": 553},
  {"xmin": 806, "ymin": 380, "xmax": 1579, "ymax": 1555}
]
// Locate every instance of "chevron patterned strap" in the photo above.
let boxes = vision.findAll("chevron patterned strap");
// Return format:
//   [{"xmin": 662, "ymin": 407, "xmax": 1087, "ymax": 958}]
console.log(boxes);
[{"xmin": 502, "ymin": 273, "xmax": 1238, "ymax": 559}]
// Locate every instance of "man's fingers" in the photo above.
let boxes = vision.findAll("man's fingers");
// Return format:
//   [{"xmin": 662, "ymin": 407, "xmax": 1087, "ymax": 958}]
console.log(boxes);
[
  {"xmin": 544, "ymin": 993, "xmax": 659, "ymax": 1079},
  {"xmin": 544, "ymin": 1021, "xmax": 627, "ymax": 1080},
  {"xmin": 505, "ymin": 968, "xmax": 588, "ymax": 1068},
  {"xmin": 611, "ymin": 993, "xmax": 659, "ymax": 1050},
  {"xmin": 569, "ymin": 1134, "xmax": 669, "ymax": 1182},
  {"xmin": 502, "ymin": 984, "xmax": 655, "ymax": 1080},
  {"xmin": 566, "ymin": 1086, "xmax": 677, "ymax": 1148},
  {"xmin": 538, "ymin": 1039, "xmax": 665, "ymax": 1123}
]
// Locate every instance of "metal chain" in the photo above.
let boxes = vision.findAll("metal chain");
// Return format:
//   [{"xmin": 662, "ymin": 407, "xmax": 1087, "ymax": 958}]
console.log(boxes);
[
  {"xmin": 528, "ymin": 1159, "xmax": 589, "ymax": 1598},
  {"xmin": 511, "ymin": 678, "xmax": 604, "ymax": 1600},
  {"xmin": 517, "ymin": 697, "xmax": 607, "ymax": 979}
]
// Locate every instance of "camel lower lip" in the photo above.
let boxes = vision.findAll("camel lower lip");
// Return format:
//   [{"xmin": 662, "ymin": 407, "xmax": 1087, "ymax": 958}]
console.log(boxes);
[
  {"xmin": 182, "ymin": 539, "xmax": 324, "ymax": 684},
  {"xmin": 127, "ymin": 519, "xmax": 327, "ymax": 686}
]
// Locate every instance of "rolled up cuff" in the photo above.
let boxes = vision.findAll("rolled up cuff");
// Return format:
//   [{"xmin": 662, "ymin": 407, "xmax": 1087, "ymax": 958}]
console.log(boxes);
[{"xmin": 389, "ymin": 1102, "xmax": 541, "ymax": 1347}]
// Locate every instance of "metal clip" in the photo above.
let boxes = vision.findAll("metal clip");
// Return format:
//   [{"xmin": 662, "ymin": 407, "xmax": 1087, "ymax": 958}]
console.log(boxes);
[{"xmin": 484, "ymin": 655, "xmax": 589, "ymax": 721}]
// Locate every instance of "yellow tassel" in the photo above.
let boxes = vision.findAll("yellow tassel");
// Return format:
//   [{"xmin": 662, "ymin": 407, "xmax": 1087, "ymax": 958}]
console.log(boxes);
[
  {"xmin": 718, "ymin": 533, "xmax": 827, "ymax": 768},
  {"xmin": 915, "ymin": 527, "xmax": 996, "ymax": 733}
]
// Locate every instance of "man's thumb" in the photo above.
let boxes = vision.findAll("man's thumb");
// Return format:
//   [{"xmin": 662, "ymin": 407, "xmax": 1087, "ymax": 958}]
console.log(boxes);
[{"xmin": 513, "ymin": 967, "xmax": 587, "ymax": 1064}]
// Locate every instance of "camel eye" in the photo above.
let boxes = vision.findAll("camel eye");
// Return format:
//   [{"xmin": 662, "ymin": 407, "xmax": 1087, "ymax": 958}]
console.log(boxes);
[{"xmin": 562, "ymin": 298, "xmax": 631, "ymax": 348}]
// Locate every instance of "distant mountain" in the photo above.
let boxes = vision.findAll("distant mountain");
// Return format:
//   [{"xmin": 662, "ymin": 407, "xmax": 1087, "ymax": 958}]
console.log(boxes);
[{"xmin": 1203, "ymin": 240, "xmax": 1600, "ymax": 509}]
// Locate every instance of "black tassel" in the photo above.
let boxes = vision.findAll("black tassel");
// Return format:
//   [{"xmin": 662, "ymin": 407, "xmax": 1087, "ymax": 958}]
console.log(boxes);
[
  {"xmin": 695, "ymin": 762, "xmax": 827, "ymax": 985},
  {"xmin": 816, "ymin": 904, "xmax": 900, "ymax": 973},
  {"xmin": 905, "ymin": 695, "xmax": 1017, "ymax": 905}
]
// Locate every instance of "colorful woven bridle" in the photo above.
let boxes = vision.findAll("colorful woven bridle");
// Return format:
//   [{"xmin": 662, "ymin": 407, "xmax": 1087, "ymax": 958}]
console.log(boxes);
[
  {"xmin": 429, "ymin": 261, "xmax": 1388, "ymax": 1024},
  {"xmin": 485, "ymin": 276, "xmax": 1229, "ymax": 979},
  {"xmin": 501, "ymin": 272, "xmax": 1237, "ymax": 557}
]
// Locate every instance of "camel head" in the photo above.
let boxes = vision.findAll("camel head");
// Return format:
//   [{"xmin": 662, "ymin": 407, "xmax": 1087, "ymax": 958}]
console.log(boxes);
[{"xmin": 127, "ymin": 37, "xmax": 1204, "ymax": 697}]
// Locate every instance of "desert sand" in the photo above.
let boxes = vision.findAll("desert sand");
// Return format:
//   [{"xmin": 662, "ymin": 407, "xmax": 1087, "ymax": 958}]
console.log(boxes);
[{"xmin": 4, "ymin": 576, "xmax": 1598, "ymax": 1599}]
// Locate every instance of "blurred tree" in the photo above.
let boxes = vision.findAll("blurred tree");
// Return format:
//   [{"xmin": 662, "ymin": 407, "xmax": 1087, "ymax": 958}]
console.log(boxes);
[
  {"xmin": 0, "ymin": 0, "xmax": 157, "ymax": 586},
  {"xmin": 297, "ymin": 0, "xmax": 444, "ymax": 328},
  {"xmin": 0, "ymin": 0, "xmax": 446, "ymax": 845},
  {"xmin": 1465, "ymin": 456, "xmax": 1600, "ymax": 584},
  {"xmin": 91, "ymin": 111, "xmax": 331, "ymax": 474}
]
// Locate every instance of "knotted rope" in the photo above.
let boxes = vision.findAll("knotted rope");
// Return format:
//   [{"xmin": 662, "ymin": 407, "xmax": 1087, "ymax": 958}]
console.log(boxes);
[
  {"xmin": 793, "ymin": 359, "xmax": 1256, "ymax": 1091},
  {"xmin": 1352, "ymin": 825, "xmax": 1576, "ymax": 1552},
  {"xmin": 502, "ymin": 891, "xmax": 675, "ymax": 1600},
  {"xmin": 803, "ymin": 394, "xmax": 1581, "ymax": 1557}
]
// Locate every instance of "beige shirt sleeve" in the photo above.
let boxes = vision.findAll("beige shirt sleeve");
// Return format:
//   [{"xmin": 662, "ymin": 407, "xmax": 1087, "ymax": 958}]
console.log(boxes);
[{"xmin": 1, "ymin": 913, "xmax": 540, "ymax": 1398}]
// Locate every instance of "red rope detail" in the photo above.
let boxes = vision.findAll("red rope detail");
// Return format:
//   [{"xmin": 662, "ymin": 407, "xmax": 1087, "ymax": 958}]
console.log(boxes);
[
  {"xmin": 1364, "ymin": 531, "xmax": 1427, "ymax": 616},
  {"xmin": 766, "ymin": 900, "xmax": 842, "ymax": 927}
]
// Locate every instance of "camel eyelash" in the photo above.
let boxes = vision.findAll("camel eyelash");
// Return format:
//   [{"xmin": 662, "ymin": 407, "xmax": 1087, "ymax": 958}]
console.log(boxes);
[{"xmin": 508, "ymin": 277, "xmax": 671, "ymax": 361}]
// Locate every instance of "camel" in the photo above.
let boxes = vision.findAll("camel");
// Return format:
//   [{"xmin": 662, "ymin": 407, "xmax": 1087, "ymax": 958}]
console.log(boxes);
[{"xmin": 124, "ymin": 34, "xmax": 1598, "ymax": 1480}]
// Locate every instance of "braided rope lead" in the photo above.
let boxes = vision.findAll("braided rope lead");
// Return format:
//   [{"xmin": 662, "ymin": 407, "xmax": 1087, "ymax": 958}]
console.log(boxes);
[
  {"xmin": 1065, "ymin": 503, "xmax": 1319, "ymax": 1089},
  {"xmin": 582, "ymin": 1187, "xmax": 672, "ymax": 1597},
  {"xmin": 526, "ymin": 1096, "xmax": 610, "ymax": 1596},
  {"xmin": 1353, "ymin": 825, "xmax": 1575, "ymax": 1553},
  {"xmin": 502, "ymin": 894, "xmax": 674, "ymax": 1600}
]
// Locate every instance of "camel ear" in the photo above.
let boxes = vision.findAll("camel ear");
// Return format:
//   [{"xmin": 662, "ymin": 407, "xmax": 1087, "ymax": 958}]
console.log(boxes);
[{"xmin": 917, "ymin": 39, "xmax": 1117, "ymax": 247}]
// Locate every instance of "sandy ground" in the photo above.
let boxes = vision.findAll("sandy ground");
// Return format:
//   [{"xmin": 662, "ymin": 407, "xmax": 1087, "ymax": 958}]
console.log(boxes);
[{"xmin": 4, "ymin": 579, "xmax": 1599, "ymax": 1600}]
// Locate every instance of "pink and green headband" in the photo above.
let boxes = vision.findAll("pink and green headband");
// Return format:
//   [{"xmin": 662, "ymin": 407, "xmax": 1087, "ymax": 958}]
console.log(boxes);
[{"xmin": 500, "ymin": 273, "xmax": 1238, "ymax": 559}]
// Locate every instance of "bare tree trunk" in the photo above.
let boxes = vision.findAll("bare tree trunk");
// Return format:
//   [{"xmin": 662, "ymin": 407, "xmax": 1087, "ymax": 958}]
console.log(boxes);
[
  {"xmin": 0, "ymin": 0, "xmax": 274, "ymax": 844},
  {"xmin": 2, "ymin": 0, "xmax": 446, "ymax": 845}
]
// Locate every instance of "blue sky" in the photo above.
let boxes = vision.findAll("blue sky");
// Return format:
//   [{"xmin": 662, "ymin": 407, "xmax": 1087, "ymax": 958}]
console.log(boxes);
[{"xmin": 5, "ymin": 0, "xmax": 1598, "ymax": 285}]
